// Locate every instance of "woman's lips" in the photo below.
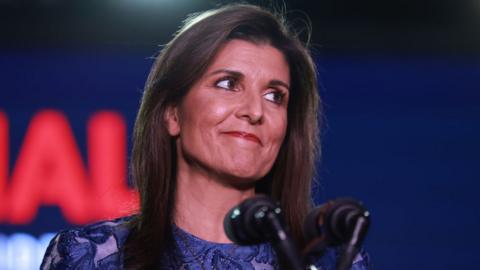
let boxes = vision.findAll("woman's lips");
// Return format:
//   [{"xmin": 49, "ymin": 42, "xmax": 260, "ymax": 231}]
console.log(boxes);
[{"xmin": 221, "ymin": 131, "xmax": 262, "ymax": 145}]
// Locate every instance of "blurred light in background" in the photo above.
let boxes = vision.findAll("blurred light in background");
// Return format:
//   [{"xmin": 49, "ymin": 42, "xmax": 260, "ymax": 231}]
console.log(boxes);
[
  {"xmin": 114, "ymin": 0, "xmax": 197, "ymax": 14},
  {"xmin": 0, "ymin": 233, "xmax": 54, "ymax": 270},
  {"xmin": 117, "ymin": 0, "xmax": 190, "ymax": 7}
]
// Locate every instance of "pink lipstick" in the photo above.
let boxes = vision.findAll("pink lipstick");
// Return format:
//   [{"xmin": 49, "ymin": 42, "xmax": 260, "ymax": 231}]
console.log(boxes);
[{"xmin": 222, "ymin": 131, "xmax": 262, "ymax": 145}]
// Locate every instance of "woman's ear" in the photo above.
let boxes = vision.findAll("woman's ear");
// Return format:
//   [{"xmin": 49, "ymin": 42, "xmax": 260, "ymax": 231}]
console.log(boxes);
[{"xmin": 164, "ymin": 105, "xmax": 181, "ymax": 136}]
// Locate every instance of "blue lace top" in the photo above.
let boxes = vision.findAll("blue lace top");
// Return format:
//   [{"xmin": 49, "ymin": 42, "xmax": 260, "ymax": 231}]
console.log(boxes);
[{"xmin": 41, "ymin": 216, "xmax": 372, "ymax": 269}]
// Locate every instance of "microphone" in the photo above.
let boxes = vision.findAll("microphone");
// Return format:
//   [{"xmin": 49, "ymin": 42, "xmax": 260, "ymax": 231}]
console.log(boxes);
[
  {"xmin": 303, "ymin": 198, "xmax": 370, "ymax": 270},
  {"xmin": 224, "ymin": 195, "xmax": 304, "ymax": 270}
]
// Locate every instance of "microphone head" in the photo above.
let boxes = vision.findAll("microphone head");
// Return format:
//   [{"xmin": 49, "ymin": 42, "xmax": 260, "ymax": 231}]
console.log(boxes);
[
  {"xmin": 223, "ymin": 195, "xmax": 280, "ymax": 245},
  {"xmin": 304, "ymin": 198, "xmax": 370, "ymax": 246}
]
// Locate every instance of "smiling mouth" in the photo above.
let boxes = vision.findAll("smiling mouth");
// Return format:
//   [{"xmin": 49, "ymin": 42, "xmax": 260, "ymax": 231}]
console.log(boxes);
[{"xmin": 221, "ymin": 131, "xmax": 262, "ymax": 145}]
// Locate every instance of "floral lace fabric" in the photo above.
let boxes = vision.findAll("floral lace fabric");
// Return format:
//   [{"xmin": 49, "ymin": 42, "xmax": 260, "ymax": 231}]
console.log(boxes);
[{"xmin": 41, "ymin": 216, "xmax": 372, "ymax": 269}]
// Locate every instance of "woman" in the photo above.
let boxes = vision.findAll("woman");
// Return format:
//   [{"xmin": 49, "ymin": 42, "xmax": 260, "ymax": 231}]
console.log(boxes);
[{"xmin": 42, "ymin": 4, "xmax": 371, "ymax": 269}]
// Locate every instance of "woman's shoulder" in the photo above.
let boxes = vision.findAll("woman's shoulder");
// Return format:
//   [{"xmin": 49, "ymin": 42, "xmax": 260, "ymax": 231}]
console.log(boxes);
[{"xmin": 40, "ymin": 215, "xmax": 134, "ymax": 270}]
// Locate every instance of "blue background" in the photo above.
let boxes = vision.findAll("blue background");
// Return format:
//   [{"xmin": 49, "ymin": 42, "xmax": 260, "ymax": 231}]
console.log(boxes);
[{"xmin": 1, "ymin": 46, "xmax": 479, "ymax": 269}]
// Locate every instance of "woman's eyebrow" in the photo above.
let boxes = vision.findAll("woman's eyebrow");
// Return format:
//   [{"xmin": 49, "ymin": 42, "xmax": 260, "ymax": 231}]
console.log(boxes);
[
  {"xmin": 208, "ymin": 69, "xmax": 243, "ymax": 78},
  {"xmin": 209, "ymin": 69, "xmax": 289, "ymax": 90},
  {"xmin": 270, "ymin": 80, "xmax": 290, "ymax": 91}
]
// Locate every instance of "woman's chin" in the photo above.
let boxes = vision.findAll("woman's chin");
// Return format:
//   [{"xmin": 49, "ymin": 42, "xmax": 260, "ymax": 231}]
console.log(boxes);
[{"xmin": 216, "ymin": 165, "xmax": 268, "ymax": 188}]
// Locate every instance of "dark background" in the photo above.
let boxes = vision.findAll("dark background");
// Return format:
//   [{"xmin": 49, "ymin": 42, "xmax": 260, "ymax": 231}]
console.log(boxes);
[{"xmin": 1, "ymin": 0, "xmax": 479, "ymax": 269}]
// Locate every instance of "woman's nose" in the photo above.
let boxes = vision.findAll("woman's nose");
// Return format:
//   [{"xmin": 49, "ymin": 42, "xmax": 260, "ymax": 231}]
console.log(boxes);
[{"xmin": 235, "ymin": 91, "xmax": 264, "ymax": 124}]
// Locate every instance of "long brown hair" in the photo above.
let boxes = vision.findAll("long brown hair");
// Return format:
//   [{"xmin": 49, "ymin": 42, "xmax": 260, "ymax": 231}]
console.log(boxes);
[{"xmin": 124, "ymin": 4, "xmax": 321, "ymax": 269}]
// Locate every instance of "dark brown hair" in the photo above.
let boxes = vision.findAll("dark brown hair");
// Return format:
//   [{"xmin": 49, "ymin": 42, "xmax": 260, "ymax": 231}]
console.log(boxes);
[{"xmin": 124, "ymin": 4, "xmax": 321, "ymax": 269}]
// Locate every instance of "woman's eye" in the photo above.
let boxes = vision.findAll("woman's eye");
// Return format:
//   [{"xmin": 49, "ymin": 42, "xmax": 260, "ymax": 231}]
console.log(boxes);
[
  {"xmin": 215, "ymin": 78, "xmax": 236, "ymax": 90},
  {"xmin": 264, "ymin": 91, "xmax": 285, "ymax": 104}
]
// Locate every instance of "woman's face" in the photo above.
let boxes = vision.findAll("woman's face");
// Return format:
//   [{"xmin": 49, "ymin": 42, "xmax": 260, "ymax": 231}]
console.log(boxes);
[{"xmin": 166, "ymin": 39, "xmax": 290, "ymax": 184}]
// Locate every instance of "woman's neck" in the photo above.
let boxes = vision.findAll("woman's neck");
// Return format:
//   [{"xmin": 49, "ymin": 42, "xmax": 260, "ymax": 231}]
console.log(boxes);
[{"xmin": 174, "ymin": 164, "xmax": 255, "ymax": 243}]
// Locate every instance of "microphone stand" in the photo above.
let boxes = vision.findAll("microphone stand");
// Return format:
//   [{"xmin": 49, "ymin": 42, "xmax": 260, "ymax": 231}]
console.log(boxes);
[
  {"xmin": 301, "ymin": 198, "xmax": 370, "ymax": 270},
  {"xmin": 336, "ymin": 215, "xmax": 368, "ymax": 270},
  {"xmin": 263, "ymin": 209, "xmax": 304, "ymax": 270},
  {"xmin": 224, "ymin": 195, "xmax": 305, "ymax": 270}
]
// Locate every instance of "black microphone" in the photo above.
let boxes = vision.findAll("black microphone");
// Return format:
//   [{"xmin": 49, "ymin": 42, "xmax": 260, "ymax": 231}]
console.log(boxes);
[
  {"xmin": 224, "ymin": 195, "xmax": 304, "ymax": 270},
  {"xmin": 304, "ymin": 198, "xmax": 370, "ymax": 270}
]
